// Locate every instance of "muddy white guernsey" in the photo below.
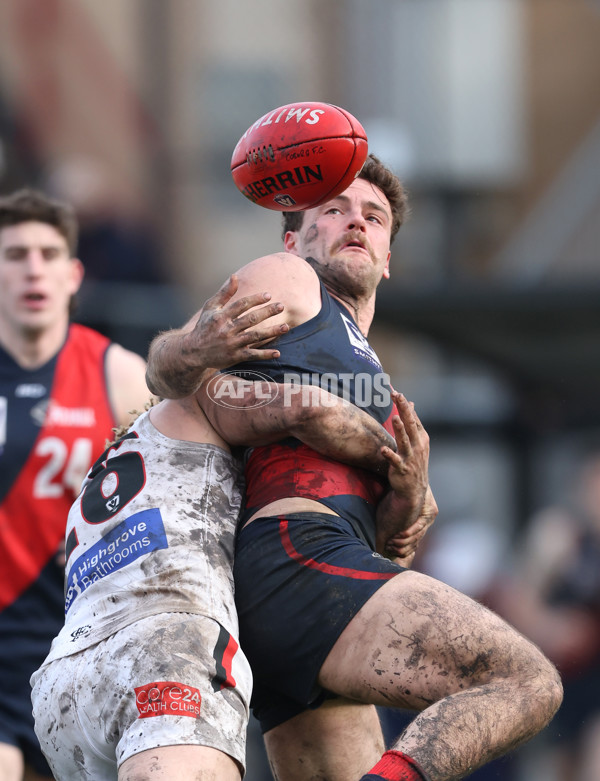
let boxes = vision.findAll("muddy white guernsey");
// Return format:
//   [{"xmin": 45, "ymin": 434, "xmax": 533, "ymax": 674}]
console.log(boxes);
[
  {"xmin": 45, "ymin": 409, "xmax": 243, "ymax": 656},
  {"xmin": 30, "ymin": 408, "xmax": 252, "ymax": 778}
]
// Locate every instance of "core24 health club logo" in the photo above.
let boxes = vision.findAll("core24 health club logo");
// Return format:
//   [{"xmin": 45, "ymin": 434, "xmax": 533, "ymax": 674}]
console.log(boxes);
[
  {"xmin": 206, "ymin": 370, "xmax": 392, "ymax": 409},
  {"xmin": 135, "ymin": 681, "xmax": 202, "ymax": 719}
]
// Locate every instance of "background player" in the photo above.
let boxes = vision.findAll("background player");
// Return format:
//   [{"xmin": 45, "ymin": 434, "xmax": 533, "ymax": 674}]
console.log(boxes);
[
  {"xmin": 146, "ymin": 154, "xmax": 563, "ymax": 781},
  {"xmin": 0, "ymin": 187, "xmax": 151, "ymax": 781}
]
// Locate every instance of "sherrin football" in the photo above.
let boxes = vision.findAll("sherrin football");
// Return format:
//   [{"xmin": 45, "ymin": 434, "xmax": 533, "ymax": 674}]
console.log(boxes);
[{"xmin": 231, "ymin": 102, "xmax": 368, "ymax": 211}]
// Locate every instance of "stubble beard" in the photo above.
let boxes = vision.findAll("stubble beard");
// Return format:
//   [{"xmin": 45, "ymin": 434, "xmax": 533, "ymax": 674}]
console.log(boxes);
[{"xmin": 306, "ymin": 252, "xmax": 377, "ymax": 308}]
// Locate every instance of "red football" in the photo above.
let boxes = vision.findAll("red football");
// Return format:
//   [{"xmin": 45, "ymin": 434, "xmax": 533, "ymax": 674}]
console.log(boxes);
[{"xmin": 231, "ymin": 102, "xmax": 368, "ymax": 211}]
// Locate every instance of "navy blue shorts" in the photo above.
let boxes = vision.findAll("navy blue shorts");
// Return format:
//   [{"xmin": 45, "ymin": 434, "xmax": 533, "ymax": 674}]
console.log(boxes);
[
  {"xmin": 0, "ymin": 578, "xmax": 59, "ymax": 778},
  {"xmin": 0, "ymin": 647, "xmax": 53, "ymax": 777},
  {"xmin": 0, "ymin": 690, "xmax": 52, "ymax": 777},
  {"xmin": 234, "ymin": 512, "xmax": 407, "ymax": 732}
]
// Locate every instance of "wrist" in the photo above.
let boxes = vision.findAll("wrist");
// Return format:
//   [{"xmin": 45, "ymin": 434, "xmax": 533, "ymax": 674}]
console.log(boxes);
[
  {"xmin": 171, "ymin": 332, "xmax": 211, "ymax": 396},
  {"xmin": 386, "ymin": 488, "xmax": 424, "ymax": 515}
]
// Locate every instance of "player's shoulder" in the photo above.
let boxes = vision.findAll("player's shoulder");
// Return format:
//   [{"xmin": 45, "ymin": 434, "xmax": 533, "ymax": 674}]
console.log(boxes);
[
  {"xmin": 105, "ymin": 343, "xmax": 148, "ymax": 393},
  {"xmin": 236, "ymin": 252, "xmax": 319, "ymax": 297},
  {"xmin": 240, "ymin": 250, "xmax": 314, "ymax": 272},
  {"xmin": 106, "ymin": 342, "xmax": 146, "ymax": 370},
  {"xmin": 105, "ymin": 343, "xmax": 153, "ymax": 427}
]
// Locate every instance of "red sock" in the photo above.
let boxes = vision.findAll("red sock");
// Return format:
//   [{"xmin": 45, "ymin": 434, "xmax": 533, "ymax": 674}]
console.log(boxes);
[{"xmin": 360, "ymin": 750, "xmax": 431, "ymax": 781}]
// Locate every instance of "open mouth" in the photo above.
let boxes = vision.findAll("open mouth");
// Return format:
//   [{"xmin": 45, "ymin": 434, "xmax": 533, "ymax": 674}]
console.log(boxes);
[
  {"xmin": 342, "ymin": 241, "xmax": 369, "ymax": 256},
  {"xmin": 23, "ymin": 292, "xmax": 47, "ymax": 307},
  {"xmin": 340, "ymin": 236, "xmax": 366, "ymax": 251}
]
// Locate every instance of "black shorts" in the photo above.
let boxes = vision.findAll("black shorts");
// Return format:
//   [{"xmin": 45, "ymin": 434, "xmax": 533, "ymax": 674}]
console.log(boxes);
[
  {"xmin": 233, "ymin": 512, "xmax": 407, "ymax": 732},
  {"xmin": 0, "ymin": 661, "xmax": 52, "ymax": 777}
]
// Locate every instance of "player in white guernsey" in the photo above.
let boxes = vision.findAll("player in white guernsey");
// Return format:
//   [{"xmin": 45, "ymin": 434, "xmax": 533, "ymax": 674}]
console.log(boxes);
[
  {"xmin": 30, "ymin": 278, "xmax": 401, "ymax": 781},
  {"xmin": 31, "ymin": 398, "xmax": 250, "ymax": 780}
]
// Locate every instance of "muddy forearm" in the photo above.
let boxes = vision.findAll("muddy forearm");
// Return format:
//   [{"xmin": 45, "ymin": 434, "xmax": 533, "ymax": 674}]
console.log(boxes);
[
  {"xmin": 200, "ymin": 380, "xmax": 396, "ymax": 471},
  {"xmin": 146, "ymin": 327, "xmax": 211, "ymax": 399},
  {"xmin": 289, "ymin": 389, "xmax": 395, "ymax": 473}
]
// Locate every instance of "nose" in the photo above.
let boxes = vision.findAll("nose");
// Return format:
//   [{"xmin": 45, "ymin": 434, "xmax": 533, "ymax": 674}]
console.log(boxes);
[
  {"xmin": 24, "ymin": 250, "xmax": 46, "ymax": 276},
  {"xmin": 345, "ymin": 206, "xmax": 367, "ymax": 231}
]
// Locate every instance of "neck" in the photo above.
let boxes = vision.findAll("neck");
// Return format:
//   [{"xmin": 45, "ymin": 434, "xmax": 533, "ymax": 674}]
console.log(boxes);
[
  {"xmin": 326, "ymin": 288, "xmax": 376, "ymax": 336},
  {"xmin": 0, "ymin": 320, "xmax": 70, "ymax": 369}
]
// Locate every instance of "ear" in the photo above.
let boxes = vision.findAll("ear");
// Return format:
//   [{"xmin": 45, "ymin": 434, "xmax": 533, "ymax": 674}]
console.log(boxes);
[
  {"xmin": 69, "ymin": 258, "xmax": 85, "ymax": 295},
  {"xmin": 283, "ymin": 231, "xmax": 298, "ymax": 254},
  {"xmin": 382, "ymin": 250, "xmax": 391, "ymax": 280}
]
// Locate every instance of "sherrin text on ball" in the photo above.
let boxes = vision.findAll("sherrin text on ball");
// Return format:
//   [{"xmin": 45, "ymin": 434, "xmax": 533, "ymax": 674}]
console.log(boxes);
[{"xmin": 231, "ymin": 102, "xmax": 368, "ymax": 211}]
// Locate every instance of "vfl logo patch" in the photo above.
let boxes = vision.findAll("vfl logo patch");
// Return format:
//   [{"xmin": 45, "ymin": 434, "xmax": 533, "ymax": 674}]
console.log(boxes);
[
  {"xmin": 105, "ymin": 496, "xmax": 120, "ymax": 513},
  {"xmin": 340, "ymin": 312, "xmax": 383, "ymax": 369},
  {"xmin": 30, "ymin": 399, "xmax": 49, "ymax": 426},
  {"xmin": 135, "ymin": 681, "xmax": 202, "ymax": 719},
  {"xmin": 273, "ymin": 194, "xmax": 297, "ymax": 207}
]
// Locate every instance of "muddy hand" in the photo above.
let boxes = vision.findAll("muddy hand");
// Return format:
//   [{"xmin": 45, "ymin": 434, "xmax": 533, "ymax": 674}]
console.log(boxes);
[
  {"xmin": 383, "ymin": 485, "xmax": 438, "ymax": 563},
  {"xmin": 190, "ymin": 274, "xmax": 290, "ymax": 367},
  {"xmin": 375, "ymin": 392, "xmax": 432, "ymax": 555}
]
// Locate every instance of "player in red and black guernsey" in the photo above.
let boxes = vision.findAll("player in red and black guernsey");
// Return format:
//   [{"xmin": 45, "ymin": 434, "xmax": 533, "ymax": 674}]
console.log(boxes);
[
  {"xmin": 231, "ymin": 274, "xmax": 400, "ymax": 551},
  {"xmin": 0, "ymin": 189, "xmax": 152, "ymax": 781},
  {"xmin": 146, "ymin": 155, "xmax": 563, "ymax": 781}
]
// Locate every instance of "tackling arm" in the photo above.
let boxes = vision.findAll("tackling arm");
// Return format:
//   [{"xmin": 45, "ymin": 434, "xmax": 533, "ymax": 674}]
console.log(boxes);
[
  {"xmin": 201, "ymin": 379, "xmax": 437, "ymax": 559},
  {"xmin": 198, "ymin": 377, "xmax": 396, "ymax": 474},
  {"xmin": 145, "ymin": 275, "xmax": 289, "ymax": 399},
  {"xmin": 146, "ymin": 255, "xmax": 320, "ymax": 399}
]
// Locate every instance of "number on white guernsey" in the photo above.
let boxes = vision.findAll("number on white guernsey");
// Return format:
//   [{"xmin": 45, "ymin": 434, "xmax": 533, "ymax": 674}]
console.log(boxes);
[{"xmin": 80, "ymin": 450, "xmax": 146, "ymax": 524}]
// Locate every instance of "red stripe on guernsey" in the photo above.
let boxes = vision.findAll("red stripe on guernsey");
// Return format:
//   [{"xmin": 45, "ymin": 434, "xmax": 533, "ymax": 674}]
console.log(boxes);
[
  {"xmin": 211, "ymin": 626, "xmax": 238, "ymax": 691},
  {"xmin": 220, "ymin": 634, "xmax": 238, "ymax": 689},
  {"xmin": 245, "ymin": 441, "xmax": 389, "ymax": 511},
  {"xmin": 0, "ymin": 325, "xmax": 115, "ymax": 610},
  {"xmin": 279, "ymin": 518, "xmax": 396, "ymax": 581},
  {"xmin": 245, "ymin": 408, "xmax": 396, "ymax": 512}
]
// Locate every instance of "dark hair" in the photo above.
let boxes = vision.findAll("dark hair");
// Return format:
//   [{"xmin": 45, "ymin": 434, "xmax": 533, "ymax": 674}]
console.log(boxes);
[
  {"xmin": 0, "ymin": 188, "xmax": 78, "ymax": 255},
  {"xmin": 281, "ymin": 153, "xmax": 409, "ymax": 244}
]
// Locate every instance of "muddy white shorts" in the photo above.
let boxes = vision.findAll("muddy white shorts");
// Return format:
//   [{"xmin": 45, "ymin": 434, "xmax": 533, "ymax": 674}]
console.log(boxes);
[{"xmin": 31, "ymin": 613, "xmax": 252, "ymax": 780}]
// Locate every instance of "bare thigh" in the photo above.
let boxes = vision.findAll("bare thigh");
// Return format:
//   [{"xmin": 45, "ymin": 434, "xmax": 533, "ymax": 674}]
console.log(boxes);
[
  {"xmin": 0, "ymin": 746, "xmax": 51, "ymax": 781},
  {"xmin": 0, "ymin": 744, "xmax": 24, "ymax": 781},
  {"xmin": 119, "ymin": 745, "xmax": 241, "ymax": 781},
  {"xmin": 264, "ymin": 699, "xmax": 384, "ymax": 781},
  {"xmin": 319, "ymin": 569, "xmax": 548, "ymax": 707},
  {"xmin": 263, "ymin": 571, "xmax": 561, "ymax": 781}
]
